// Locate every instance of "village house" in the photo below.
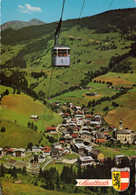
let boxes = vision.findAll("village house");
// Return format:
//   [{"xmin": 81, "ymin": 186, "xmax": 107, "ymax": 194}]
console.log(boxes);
[
  {"xmin": 53, "ymin": 143, "xmax": 63, "ymax": 150},
  {"xmin": 38, "ymin": 155, "xmax": 45, "ymax": 163},
  {"xmin": 13, "ymin": 148, "xmax": 25, "ymax": 157},
  {"xmin": 42, "ymin": 146, "xmax": 51, "ymax": 156},
  {"xmin": 73, "ymin": 143, "xmax": 86, "ymax": 155},
  {"xmin": 80, "ymin": 130, "xmax": 91, "ymax": 140},
  {"xmin": 85, "ymin": 114, "xmax": 93, "ymax": 119},
  {"xmin": 94, "ymin": 132, "xmax": 106, "ymax": 143},
  {"xmin": 84, "ymin": 146, "xmax": 93, "ymax": 155},
  {"xmin": 77, "ymin": 119, "xmax": 83, "ymax": 127},
  {"xmin": 6, "ymin": 148, "xmax": 14, "ymax": 156},
  {"xmin": 2, "ymin": 146, "xmax": 11, "ymax": 156},
  {"xmin": 32, "ymin": 146, "xmax": 42, "ymax": 153},
  {"xmin": 63, "ymin": 113, "xmax": 70, "ymax": 118},
  {"xmin": 51, "ymin": 148, "xmax": 60, "ymax": 157},
  {"xmin": 75, "ymin": 114, "xmax": 83, "ymax": 121},
  {"xmin": 89, "ymin": 148, "xmax": 104, "ymax": 162},
  {"xmin": 117, "ymin": 130, "xmax": 133, "ymax": 143},
  {"xmin": 90, "ymin": 121, "xmax": 101, "ymax": 127},
  {"xmin": 46, "ymin": 127, "xmax": 56, "ymax": 133},
  {"xmin": 94, "ymin": 114, "xmax": 102, "ymax": 122},
  {"xmin": 78, "ymin": 156, "xmax": 94, "ymax": 166}
]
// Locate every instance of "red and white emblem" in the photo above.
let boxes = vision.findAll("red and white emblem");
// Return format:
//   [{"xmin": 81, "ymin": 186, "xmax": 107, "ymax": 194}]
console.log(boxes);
[{"xmin": 111, "ymin": 167, "xmax": 130, "ymax": 192}]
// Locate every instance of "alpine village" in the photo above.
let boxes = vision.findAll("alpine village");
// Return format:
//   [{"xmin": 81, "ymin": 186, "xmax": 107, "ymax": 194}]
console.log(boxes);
[{"xmin": 0, "ymin": 6, "xmax": 136, "ymax": 195}]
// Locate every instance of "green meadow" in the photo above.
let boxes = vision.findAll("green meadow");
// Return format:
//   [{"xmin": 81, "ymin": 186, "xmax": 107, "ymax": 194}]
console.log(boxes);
[
  {"xmin": 0, "ymin": 86, "xmax": 63, "ymax": 147},
  {"xmin": 1, "ymin": 180, "xmax": 87, "ymax": 195}
]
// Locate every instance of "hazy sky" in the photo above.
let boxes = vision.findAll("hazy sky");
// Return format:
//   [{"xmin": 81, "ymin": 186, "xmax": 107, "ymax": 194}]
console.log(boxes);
[{"xmin": 1, "ymin": 0, "xmax": 136, "ymax": 24}]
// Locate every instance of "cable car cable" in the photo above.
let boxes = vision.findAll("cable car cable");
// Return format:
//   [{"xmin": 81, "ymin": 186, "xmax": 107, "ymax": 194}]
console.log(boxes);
[
  {"xmin": 76, "ymin": 0, "xmax": 115, "ymax": 76},
  {"xmin": 70, "ymin": 0, "xmax": 86, "ymax": 53}
]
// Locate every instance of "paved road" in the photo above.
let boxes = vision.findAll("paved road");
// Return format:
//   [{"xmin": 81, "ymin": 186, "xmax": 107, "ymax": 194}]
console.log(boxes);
[{"xmin": 42, "ymin": 159, "xmax": 53, "ymax": 170}]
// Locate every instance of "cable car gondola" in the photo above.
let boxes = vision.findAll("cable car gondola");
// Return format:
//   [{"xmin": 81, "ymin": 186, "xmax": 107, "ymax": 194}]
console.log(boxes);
[
  {"xmin": 51, "ymin": 0, "xmax": 70, "ymax": 67},
  {"xmin": 52, "ymin": 45, "xmax": 70, "ymax": 67}
]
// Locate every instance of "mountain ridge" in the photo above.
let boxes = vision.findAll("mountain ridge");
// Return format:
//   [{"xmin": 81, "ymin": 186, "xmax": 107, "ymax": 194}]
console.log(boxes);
[{"xmin": 1, "ymin": 18, "xmax": 46, "ymax": 30}]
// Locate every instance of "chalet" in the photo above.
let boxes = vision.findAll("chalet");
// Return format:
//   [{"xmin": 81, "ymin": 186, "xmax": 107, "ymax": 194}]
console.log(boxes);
[
  {"xmin": 53, "ymin": 143, "xmax": 62, "ymax": 150},
  {"xmin": 51, "ymin": 148, "xmax": 60, "ymax": 157},
  {"xmin": 2, "ymin": 146, "xmax": 11, "ymax": 155},
  {"xmin": 71, "ymin": 133, "xmax": 79, "ymax": 139},
  {"xmin": 84, "ymin": 146, "xmax": 93, "ymax": 156},
  {"xmin": 64, "ymin": 113, "xmax": 70, "ymax": 118},
  {"xmin": 73, "ymin": 143, "xmax": 85, "ymax": 155},
  {"xmin": 94, "ymin": 114, "xmax": 101, "ymax": 122},
  {"xmin": 46, "ymin": 127, "xmax": 56, "ymax": 133},
  {"xmin": 75, "ymin": 114, "xmax": 82, "ymax": 121},
  {"xmin": 78, "ymin": 156, "xmax": 94, "ymax": 166},
  {"xmin": 6, "ymin": 148, "xmax": 14, "ymax": 156},
  {"xmin": 80, "ymin": 131, "xmax": 90, "ymax": 140},
  {"xmin": 90, "ymin": 148, "xmax": 104, "ymax": 162},
  {"xmin": 30, "ymin": 115, "xmax": 39, "ymax": 120},
  {"xmin": 82, "ymin": 126, "xmax": 89, "ymax": 131},
  {"xmin": 90, "ymin": 121, "xmax": 101, "ymax": 127},
  {"xmin": 42, "ymin": 146, "xmax": 51, "ymax": 155},
  {"xmin": 38, "ymin": 155, "xmax": 45, "ymax": 163},
  {"xmin": 117, "ymin": 130, "xmax": 132, "ymax": 143},
  {"xmin": 94, "ymin": 132, "xmax": 106, "ymax": 143},
  {"xmin": 63, "ymin": 131, "xmax": 71, "ymax": 137},
  {"xmin": 85, "ymin": 115, "xmax": 92, "ymax": 119},
  {"xmin": 13, "ymin": 148, "xmax": 25, "ymax": 157},
  {"xmin": 77, "ymin": 119, "xmax": 83, "ymax": 127},
  {"xmin": 32, "ymin": 146, "xmax": 42, "ymax": 153}
]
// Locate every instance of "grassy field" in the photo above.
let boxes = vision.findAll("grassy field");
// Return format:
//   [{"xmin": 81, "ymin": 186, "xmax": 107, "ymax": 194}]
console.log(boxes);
[
  {"xmin": 0, "ymin": 89, "xmax": 63, "ymax": 147},
  {"xmin": 104, "ymin": 88, "xmax": 136, "ymax": 131},
  {"xmin": 64, "ymin": 153, "xmax": 79, "ymax": 160},
  {"xmin": 1, "ymin": 92, "xmax": 62, "ymax": 131},
  {"xmin": 94, "ymin": 72, "xmax": 136, "ymax": 87},
  {"xmin": 94, "ymin": 145, "xmax": 135, "ymax": 159},
  {"xmin": 0, "ymin": 119, "xmax": 41, "ymax": 148},
  {"xmin": 1, "ymin": 180, "xmax": 87, "ymax": 195},
  {"xmin": 45, "ymin": 161, "xmax": 77, "ymax": 174},
  {"xmin": 50, "ymin": 82, "xmax": 118, "ymax": 106}
]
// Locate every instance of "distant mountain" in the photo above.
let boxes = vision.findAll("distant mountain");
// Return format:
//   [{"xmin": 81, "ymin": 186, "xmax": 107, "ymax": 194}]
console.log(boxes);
[{"xmin": 1, "ymin": 19, "xmax": 45, "ymax": 30}]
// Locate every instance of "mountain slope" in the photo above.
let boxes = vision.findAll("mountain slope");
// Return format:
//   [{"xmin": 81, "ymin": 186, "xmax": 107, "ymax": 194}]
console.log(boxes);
[
  {"xmin": 1, "ymin": 8, "xmax": 136, "ymax": 132},
  {"xmin": 1, "ymin": 19, "xmax": 45, "ymax": 30}
]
